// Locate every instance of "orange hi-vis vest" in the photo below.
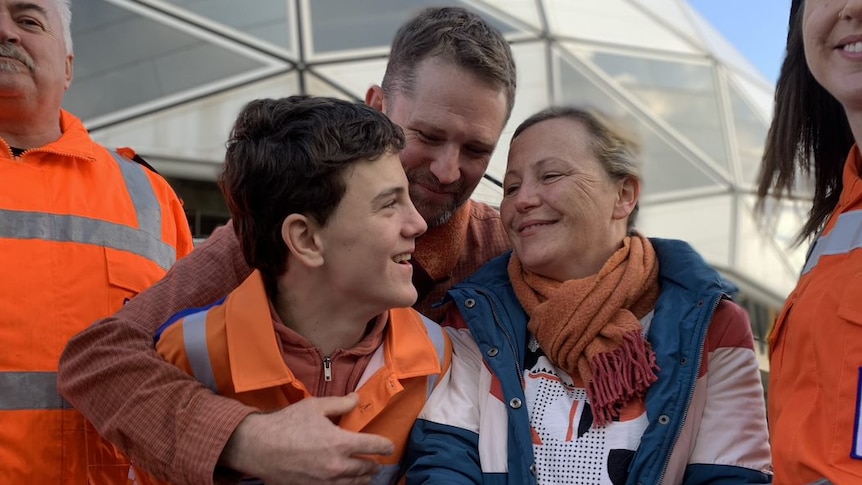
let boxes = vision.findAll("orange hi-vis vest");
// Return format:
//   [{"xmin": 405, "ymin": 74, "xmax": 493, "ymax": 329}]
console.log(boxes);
[
  {"xmin": 141, "ymin": 270, "xmax": 452, "ymax": 484},
  {"xmin": 769, "ymin": 146, "xmax": 862, "ymax": 484},
  {"xmin": 0, "ymin": 110, "xmax": 193, "ymax": 483}
]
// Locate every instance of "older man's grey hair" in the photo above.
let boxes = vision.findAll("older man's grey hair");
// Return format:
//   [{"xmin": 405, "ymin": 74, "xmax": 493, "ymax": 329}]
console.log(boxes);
[{"xmin": 55, "ymin": 0, "xmax": 73, "ymax": 55}]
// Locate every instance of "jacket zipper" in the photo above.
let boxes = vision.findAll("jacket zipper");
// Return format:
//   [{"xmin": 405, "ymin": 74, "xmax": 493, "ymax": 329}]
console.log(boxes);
[
  {"xmin": 655, "ymin": 294, "xmax": 722, "ymax": 484},
  {"xmin": 323, "ymin": 356, "xmax": 332, "ymax": 382},
  {"xmin": 14, "ymin": 145, "xmax": 93, "ymax": 161}
]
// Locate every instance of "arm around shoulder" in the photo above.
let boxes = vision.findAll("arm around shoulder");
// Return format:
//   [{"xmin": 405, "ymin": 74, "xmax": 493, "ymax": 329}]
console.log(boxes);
[{"xmin": 58, "ymin": 223, "xmax": 256, "ymax": 483}]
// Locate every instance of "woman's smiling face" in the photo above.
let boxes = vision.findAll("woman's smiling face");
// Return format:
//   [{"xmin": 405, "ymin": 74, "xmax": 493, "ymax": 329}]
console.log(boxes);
[{"xmin": 502, "ymin": 117, "xmax": 635, "ymax": 281}]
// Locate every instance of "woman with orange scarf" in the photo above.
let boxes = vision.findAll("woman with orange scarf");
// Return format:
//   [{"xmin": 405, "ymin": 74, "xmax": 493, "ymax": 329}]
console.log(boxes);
[{"xmin": 404, "ymin": 107, "xmax": 773, "ymax": 485}]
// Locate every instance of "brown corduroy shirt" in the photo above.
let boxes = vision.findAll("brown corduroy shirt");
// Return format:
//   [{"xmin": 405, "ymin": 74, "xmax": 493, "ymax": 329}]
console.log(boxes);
[{"xmin": 58, "ymin": 199, "xmax": 509, "ymax": 485}]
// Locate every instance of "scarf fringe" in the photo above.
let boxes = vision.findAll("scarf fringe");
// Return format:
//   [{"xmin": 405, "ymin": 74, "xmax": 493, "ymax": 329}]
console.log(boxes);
[{"xmin": 586, "ymin": 330, "xmax": 660, "ymax": 426}]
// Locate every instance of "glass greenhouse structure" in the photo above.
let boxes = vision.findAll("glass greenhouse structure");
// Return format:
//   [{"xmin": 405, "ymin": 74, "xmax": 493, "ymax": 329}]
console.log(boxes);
[{"xmin": 65, "ymin": 0, "xmax": 804, "ymax": 373}]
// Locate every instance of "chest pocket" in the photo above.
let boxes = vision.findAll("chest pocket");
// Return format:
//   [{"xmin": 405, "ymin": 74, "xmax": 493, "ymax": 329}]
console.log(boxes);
[
  {"xmin": 832, "ymin": 275, "xmax": 862, "ymax": 465},
  {"xmin": 105, "ymin": 247, "xmax": 166, "ymax": 313}
]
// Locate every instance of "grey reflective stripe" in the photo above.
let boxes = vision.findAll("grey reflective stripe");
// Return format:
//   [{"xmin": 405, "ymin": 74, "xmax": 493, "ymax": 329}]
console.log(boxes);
[
  {"xmin": 183, "ymin": 310, "xmax": 219, "ymax": 393},
  {"xmin": 802, "ymin": 209, "xmax": 862, "ymax": 275},
  {"xmin": 0, "ymin": 150, "xmax": 175, "ymax": 270},
  {"xmin": 110, "ymin": 151, "xmax": 162, "ymax": 238},
  {"xmin": 420, "ymin": 315, "xmax": 446, "ymax": 399},
  {"xmin": 0, "ymin": 371, "xmax": 72, "ymax": 410},
  {"xmin": 0, "ymin": 209, "xmax": 176, "ymax": 270}
]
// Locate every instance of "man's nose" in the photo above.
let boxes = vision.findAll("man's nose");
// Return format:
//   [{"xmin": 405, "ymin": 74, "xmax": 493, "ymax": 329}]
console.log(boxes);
[
  {"xmin": 429, "ymin": 144, "xmax": 460, "ymax": 185},
  {"xmin": 0, "ymin": 14, "xmax": 21, "ymax": 44}
]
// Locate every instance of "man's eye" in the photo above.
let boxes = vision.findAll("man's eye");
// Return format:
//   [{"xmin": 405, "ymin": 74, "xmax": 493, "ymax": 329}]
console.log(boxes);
[
  {"xmin": 18, "ymin": 17, "xmax": 42, "ymax": 27},
  {"xmin": 467, "ymin": 147, "xmax": 491, "ymax": 158},
  {"xmin": 415, "ymin": 131, "xmax": 439, "ymax": 143}
]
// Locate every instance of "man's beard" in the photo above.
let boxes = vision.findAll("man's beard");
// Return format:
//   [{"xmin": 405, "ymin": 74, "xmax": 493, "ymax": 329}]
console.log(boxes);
[
  {"xmin": 418, "ymin": 202, "xmax": 456, "ymax": 229},
  {"xmin": 407, "ymin": 170, "xmax": 470, "ymax": 229}
]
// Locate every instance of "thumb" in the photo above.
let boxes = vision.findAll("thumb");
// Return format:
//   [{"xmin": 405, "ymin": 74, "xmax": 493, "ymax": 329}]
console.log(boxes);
[{"xmin": 315, "ymin": 392, "xmax": 361, "ymax": 418}]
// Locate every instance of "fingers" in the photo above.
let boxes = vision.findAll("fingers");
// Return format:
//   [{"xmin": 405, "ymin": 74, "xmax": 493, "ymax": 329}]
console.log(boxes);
[
  {"xmin": 337, "ymin": 456, "xmax": 382, "ymax": 480},
  {"xmin": 315, "ymin": 392, "xmax": 360, "ymax": 418},
  {"xmin": 344, "ymin": 428, "xmax": 395, "ymax": 457}
]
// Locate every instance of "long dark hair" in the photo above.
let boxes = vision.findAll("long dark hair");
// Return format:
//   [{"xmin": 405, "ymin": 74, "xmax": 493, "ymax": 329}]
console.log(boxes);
[{"xmin": 756, "ymin": 0, "xmax": 854, "ymax": 244}]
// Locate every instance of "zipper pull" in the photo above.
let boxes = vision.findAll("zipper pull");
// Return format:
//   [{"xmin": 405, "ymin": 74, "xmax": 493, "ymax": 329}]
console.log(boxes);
[{"xmin": 323, "ymin": 356, "xmax": 332, "ymax": 382}]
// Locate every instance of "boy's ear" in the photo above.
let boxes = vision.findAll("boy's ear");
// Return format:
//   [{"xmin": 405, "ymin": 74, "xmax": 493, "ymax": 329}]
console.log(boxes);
[
  {"xmin": 282, "ymin": 214, "xmax": 324, "ymax": 268},
  {"xmin": 613, "ymin": 176, "xmax": 640, "ymax": 221}
]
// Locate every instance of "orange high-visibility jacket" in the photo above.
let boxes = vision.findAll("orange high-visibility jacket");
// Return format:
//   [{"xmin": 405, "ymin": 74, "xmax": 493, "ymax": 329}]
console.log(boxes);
[
  {"xmin": 769, "ymin": 146, "xmax": 862, "ymax": 484},
  {"xmin": 0, "ymin": 110, "xmax": 193, "ymax": 483},
  {"xmin": 141, "ymin": 270, "xmax": 452, "ymax": 484}
]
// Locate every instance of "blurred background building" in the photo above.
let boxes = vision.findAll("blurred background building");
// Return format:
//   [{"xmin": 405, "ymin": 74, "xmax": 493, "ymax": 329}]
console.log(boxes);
[{"xmin": 66, "ymin": 0, "xmax": 803, "ymax": 378}]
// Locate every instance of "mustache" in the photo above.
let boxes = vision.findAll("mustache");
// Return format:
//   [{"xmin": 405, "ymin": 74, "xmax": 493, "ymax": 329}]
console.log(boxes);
[
  {"xmin": 407, "ymin": 170, "xmax": 463, "ymax": 195},
  {"xmin": 0, "ymin": 44, "xmax": 35, "ymax": 71}
]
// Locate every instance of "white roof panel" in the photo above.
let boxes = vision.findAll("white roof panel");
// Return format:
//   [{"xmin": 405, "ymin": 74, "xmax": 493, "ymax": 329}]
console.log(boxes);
[{"xmin": 542, "ymin": 0, "xmax": 700, "ymax": 54}]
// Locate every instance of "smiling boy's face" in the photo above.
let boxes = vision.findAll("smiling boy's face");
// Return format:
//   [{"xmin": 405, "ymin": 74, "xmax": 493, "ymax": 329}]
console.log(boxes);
[{"xmin": 313, "ymin": 152, "xmax": 427, "ymax": 314}]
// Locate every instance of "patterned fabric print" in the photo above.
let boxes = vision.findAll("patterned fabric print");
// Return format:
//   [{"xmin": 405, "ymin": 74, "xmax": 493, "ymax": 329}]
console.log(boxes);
[{"xmin": 525, "ymin": 336, "xmax": 648, "ymax": 485}]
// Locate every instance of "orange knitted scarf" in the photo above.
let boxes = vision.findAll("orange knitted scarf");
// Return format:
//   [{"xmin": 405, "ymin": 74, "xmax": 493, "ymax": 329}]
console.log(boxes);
[{"xmin": 508, "ymin": 235, "xmax": 660, "ymax": 426}]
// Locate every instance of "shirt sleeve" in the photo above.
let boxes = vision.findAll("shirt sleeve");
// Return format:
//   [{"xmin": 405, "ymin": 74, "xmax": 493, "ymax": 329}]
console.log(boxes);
[
  {"xmin": 58, "ymin": 222, "xmax": 256, "ymax": 485},
  {"xmin": 683, "ymin": 299, "xmax": 773, "ymax": 484}
]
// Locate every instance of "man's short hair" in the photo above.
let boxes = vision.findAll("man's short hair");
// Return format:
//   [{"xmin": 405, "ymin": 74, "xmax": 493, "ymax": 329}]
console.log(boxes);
[
  {"xmin": 382, "ymin": 6, "xmax": 517, "ymax": 120},
  {"xmin": 220, "ymin": 96, "xmax": 405, "ymax": 282},
  {"xmin": 55, "ymin": 0, "xmax": 73, "ymax": 54}
]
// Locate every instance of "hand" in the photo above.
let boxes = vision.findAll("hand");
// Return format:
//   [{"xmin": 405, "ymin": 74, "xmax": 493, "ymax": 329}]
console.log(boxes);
[{"xmin": 220, "ymin": 393, "xmax": 394, "ymax": 484}]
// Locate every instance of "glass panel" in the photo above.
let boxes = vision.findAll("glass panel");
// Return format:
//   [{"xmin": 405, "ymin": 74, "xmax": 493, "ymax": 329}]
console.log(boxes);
[
  {"xmin": 308, "ymin": 0, "xmax": 518, "ymax": 55},
  {"xmin": 471, "ymin": 178, "xmax": 504, "ymax": 208},
  {"xmin": 89, "ymin": 73, "xmax": 301, "ymax": 169},
  {"xmin": 162, "ymin": 0, "xmax": 293, "ymax": 51},
  {"xmin": 584, "ymin": 49, "xmax": 730, "ymax": 173},
  {"xmin": 727, "ymin": 84, "xmax": 768, "ymax": 187},
  {"xmin": 488, "ymin": 42, "xmax": 550, "ymax": 187},
  {"xmin": 685, "ymin": 4, "xmax": 764, "ymax": 82},
  {"xmin": 557, "ymin": 54, "xmax": 722, "ymax": 195},
  {"xmin": 638, "ymin": 195, "xmax": 732, "ymax": 268},
  {"xmin": 65, "ymin": 1, "xmax": 269, "ymax": 121},
  {"xmin": 474, "ymin": 0, "xmax": 542, "ymax": 30},
  {"xmin": 312, "ymin": 60, "xmax": 389, "ymax": 99},
  {"xmin": 738, "ymin": 196, "xmax": 806, "ymax": 298},
  {"xmin": 638, "ymin": 0, "xmax": 706, "ymax": 49},
  {"xmin": 543, "ymin": 0, "xmax": 699, "ymax": 54},
  {"xmin": 732, "ymin": 73, "xmax": 775, "ymax": 119},
  {"xmin": 303, "ymin": 71, "xmax": 364, "ymax": 100}
]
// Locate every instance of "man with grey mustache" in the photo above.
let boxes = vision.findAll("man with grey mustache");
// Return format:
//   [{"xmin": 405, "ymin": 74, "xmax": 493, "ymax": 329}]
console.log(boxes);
[
  {"xmin": 0, "ymin": 41, "xmax": 32, "ymax": 69},
  {"xmin": 0, "ymin": 0, "xmax": 193, "ymax": 482}
]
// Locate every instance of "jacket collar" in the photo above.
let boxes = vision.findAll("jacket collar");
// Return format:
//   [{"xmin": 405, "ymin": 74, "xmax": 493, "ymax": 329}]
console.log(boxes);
[
  {"xmin": 222, "ymin": 271, "xmax": 441, "ymax": 393},
  {"xmin": 1, "ymin": 110, "xmax": 101, "ymax": 162}
]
